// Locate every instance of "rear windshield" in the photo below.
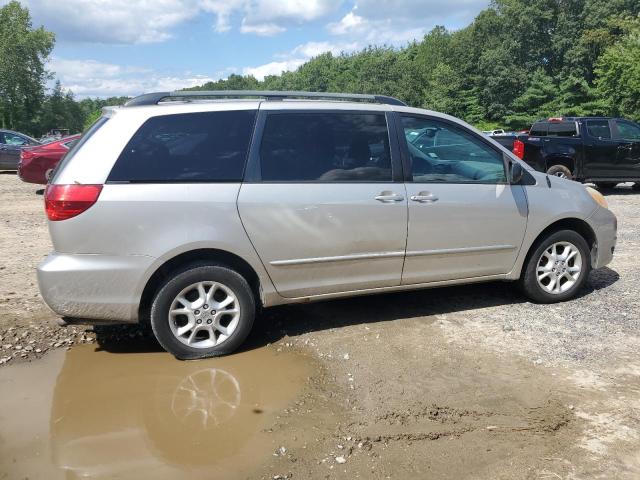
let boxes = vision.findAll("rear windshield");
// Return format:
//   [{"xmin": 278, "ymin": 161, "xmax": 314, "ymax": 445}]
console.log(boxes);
[
  {"xmin": 529, "ymin": 123, "xmax": 548, "ymax": 136},
  {"xmin": 50, "ymin": 116, "xmax": 109, "ymax": 183},
  {"xmin": 108, "ymin": 110, "xmax": 256, "ymax": 183}
]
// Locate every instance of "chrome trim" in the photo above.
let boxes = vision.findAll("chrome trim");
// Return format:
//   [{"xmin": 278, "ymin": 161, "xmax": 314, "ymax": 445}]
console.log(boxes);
[
  {"xmin": 406, "ymin": 245, "xmax": 516, "ymax": 257},
  {"xmin": 270, "ymin": 250, "xmax": 405, "ymax": 266}
]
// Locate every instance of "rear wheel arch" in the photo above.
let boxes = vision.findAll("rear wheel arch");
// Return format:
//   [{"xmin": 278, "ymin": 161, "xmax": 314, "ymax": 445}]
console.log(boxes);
[
  {"xmin": 545, "ymin": 156, "xmax": 575, "ymax": 176},
  {"xmin": 139, "ymin": 248, "xmax": 262, "ymax": 324}
]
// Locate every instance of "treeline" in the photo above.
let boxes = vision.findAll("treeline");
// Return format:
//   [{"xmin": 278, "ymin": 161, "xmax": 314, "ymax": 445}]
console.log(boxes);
[
  {"xmin": 1, "ymin": 0, "xmax": 640, "ymax": 137},
  {"xmin": 0, "ymin": 1, "xmax": 128, "ymax": 137},
  {"xmin": 190, "ymin": 0, "xmax": 640, "ymax": 129}
]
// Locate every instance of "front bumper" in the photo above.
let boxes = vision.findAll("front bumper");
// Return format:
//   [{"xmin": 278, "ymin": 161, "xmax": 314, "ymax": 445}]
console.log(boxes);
[
  {"xmin": 586, "ymin": 207, "xmax": 617, "ymax": 269},
  {"xmin": 37, "ymin": 252, "xmax": 155, "ymax": 323}
]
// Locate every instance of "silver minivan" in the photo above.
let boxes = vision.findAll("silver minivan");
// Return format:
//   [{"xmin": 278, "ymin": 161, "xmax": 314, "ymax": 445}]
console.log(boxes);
[{"xmin": 37, "ymin": 91, "xmax": 617, "ymax": 359}]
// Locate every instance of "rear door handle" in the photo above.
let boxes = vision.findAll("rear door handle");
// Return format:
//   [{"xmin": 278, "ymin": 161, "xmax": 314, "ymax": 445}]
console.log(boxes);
[
  {"xmin": 410, "ymin": 192, "xmax": 438, "ymax": 203},
  {"xmin": 374, "ymin": 192, "xmax": 404, "ymax": 203}
]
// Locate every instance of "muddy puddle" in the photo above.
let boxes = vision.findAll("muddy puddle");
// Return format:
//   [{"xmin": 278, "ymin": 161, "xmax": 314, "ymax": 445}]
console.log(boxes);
[{"xmin": 0, "ymin": 344, "xmax": 314, "ymax": 479}]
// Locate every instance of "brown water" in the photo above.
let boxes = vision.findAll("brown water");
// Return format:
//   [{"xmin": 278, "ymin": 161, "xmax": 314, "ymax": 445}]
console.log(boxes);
[{"xmin": 0, "ymin": 345, "xmax": 313, "ymax": 480}]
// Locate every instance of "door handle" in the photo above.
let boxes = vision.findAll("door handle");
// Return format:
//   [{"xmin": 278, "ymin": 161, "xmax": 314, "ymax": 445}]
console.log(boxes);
[
  {"xmin": 374, "ymin": 192, "xmax": 404, "ymax": 203},
  {"xmin": 410, "ymin": 192, "xmax": 438, "ymax": 203}
]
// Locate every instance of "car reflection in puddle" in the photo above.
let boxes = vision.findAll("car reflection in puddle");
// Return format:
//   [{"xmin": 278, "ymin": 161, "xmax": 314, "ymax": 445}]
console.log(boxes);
[{"xmin": 2, "ymin": 344, "xmax": 311, "ymax": 480}]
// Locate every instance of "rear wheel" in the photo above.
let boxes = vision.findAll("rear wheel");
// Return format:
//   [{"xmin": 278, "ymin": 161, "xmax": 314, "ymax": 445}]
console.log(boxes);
[
  {"xmin": 519, "ymin": 230, "xmax": 591, "ymax": 303},
  {"xmin": 150, "ymin": 264, "xmax": 255, "ymax": 359},
  {"xmin": 546, "ymin": 164, "xmax": 572, "ymax": 179}
]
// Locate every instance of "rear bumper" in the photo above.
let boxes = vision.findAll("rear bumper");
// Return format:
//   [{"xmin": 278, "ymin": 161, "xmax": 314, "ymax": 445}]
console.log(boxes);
[
  {"xmin": 586, "ymin": 207, "xmax": 617, "ymax": 269},
  {"xmin": 37, "ymin": 252, "xmax": 155, "ymax": 323}
]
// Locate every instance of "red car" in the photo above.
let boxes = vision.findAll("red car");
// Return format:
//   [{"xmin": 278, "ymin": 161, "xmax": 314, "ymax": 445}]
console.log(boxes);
[{"xmin": 18, "ymin": 135, "xmax": 80, "ymax": 184}]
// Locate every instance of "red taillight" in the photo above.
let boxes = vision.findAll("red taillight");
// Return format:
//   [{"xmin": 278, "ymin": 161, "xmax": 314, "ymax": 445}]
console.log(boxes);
[
  {"xmin": 512, "ymin": 139, "xmax": 525, "ymax": 159},
  {"xmin": 45, "ymin": 184, "xmax": 103, "ymax": 221},
  {"xmin": 20, "ymin": 149, "xmax": 36, "ymax": 161}
]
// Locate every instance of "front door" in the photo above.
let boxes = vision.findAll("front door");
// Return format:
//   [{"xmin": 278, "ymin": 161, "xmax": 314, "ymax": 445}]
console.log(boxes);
[
  {"xmin": 238, "ymin": 110, "xmax": 407, "ymax": 298},
  {"xmin": 582, "ymin": 119, "xmax": 621, "ymax": 179},
  {"xmin": 613, "ymin": 119, "xmax": 640, "ymax": 179},
  {"xmin": 397, "ymin": 114, "xmax": 528, "ymax": 285}
]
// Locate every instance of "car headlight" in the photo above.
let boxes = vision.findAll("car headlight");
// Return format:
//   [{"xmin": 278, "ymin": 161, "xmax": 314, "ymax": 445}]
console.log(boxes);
[{"xmin": 586, "ymin": 186, "xmax": 608, "ymax": 209}]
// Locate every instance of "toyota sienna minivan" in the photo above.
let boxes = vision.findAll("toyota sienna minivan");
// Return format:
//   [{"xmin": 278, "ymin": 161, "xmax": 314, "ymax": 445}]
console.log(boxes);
[{"xmin": 37, "ymin": 91, "xmax": 617, "ymax": 359}]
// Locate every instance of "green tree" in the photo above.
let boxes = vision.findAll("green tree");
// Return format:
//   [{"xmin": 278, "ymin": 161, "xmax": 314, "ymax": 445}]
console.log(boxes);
[
  {"xmin": 595, "ymin": 19, "xmax": 640, "ymax": 120},
  {"xmin": 0, "ymin": 1, "xmax": 54, "ymax": 132}
]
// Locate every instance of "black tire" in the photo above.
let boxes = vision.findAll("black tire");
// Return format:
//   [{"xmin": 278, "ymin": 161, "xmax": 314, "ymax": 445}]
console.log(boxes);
[
  {"xmin": 546, "ymin": 164, "xmax": 572, "ymax": 179},
  {"xmin": 595, "ymin": 182, "xmax": 618, "ymax": 190},
  {"xmin": 150, "ymin": 264, "xmax": 255, "ymax": 359},
  {"xmin": 519, "ymin": 230, "xmax": 591, "ymax": 303},
  {"xmin": 632, "ymin": 182, "xmax": 640, "ymax": 191}
]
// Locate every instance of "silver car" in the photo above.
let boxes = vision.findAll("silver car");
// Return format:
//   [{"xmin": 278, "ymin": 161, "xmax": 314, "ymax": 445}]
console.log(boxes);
[{"xmin": 37, "ymin": 91, "xmax": 617, "ymax": 359}]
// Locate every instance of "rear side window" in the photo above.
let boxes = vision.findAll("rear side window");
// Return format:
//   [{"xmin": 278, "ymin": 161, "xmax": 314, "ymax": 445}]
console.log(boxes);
[
  {"xmin": 258, "ymin": 112, "xmax": 392, "ymax": 182},
  {"xmin": 108, "ymin": 110, "xmax": 256, "ymax": 183},
  {"xmin": 51, "ymin": 116, "xmax": 109, "ymax": 183},
  {"xmin": 586, "ymin": 120, "xmax": 611, "ymax": 139},
  {"xmin": 548, "ymin": 122, "xmax": 577, "ymax": 137},
  {"xmin": 529, "ymin": 123, "xmax": 548, "ymax": 136}
]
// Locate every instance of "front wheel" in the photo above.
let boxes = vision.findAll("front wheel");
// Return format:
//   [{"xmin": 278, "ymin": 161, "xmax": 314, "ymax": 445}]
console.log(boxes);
[
  {"xmin": 519, "ymin": 230, "xmax": 591, "ymax": 303},
  {"xmin": 150, "ymin": 264, "xmax": 256, "ymax": 359},
  {"xmin": 546, "ymin": 164, "xmax": 572, "ymax": 179}
]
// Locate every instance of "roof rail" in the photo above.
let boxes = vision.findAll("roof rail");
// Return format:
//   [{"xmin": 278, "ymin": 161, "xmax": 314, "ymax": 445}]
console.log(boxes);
[{"xmin": 124, "ymin": 90, "xmax": 407, "ymax": 107}]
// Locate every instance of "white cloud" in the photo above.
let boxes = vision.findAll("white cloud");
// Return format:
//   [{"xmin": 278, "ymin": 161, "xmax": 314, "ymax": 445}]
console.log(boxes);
[
  {"xmin": 289, "ymin": 40, "xmax": 359, "ymax": 58},
  {"xmin": 328, "ymin": 0, "xmax": 488, "ymax": 45},
  {"xmin": 242, "ymin": 59, "xmax": 305, "ymax": 80},
  {"xmin": 48, "ymin": 57, "xmax": 214, "ymax": 97},
  {"xmin": 327, "ymin": 11, "xmax": 365, "ymax": 35},
  {"xmin": 239, "ymin": 19, "xmax": 286, "ymax": 36},
  {"xmin": 20, "ymin": 0, "xmax": 344, "ymax": 44}
]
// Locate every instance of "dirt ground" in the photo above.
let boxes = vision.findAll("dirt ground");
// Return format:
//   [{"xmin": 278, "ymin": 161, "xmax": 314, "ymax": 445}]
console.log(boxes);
[{"xmin": 0, "ymin": 172, "xmax": 639, "ymax": 479}]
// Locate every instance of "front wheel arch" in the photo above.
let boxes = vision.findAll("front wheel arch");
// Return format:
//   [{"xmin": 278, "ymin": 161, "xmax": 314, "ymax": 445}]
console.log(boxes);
[{"xmin": 520, "ymin": 218, "xmax": 597, "ymax": 277}]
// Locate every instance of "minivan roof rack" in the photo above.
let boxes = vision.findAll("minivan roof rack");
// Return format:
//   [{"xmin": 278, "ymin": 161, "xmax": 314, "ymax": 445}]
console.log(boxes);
[{"xmin": 124, "ymin": 90, "xmax": 407, "ymax": 107}]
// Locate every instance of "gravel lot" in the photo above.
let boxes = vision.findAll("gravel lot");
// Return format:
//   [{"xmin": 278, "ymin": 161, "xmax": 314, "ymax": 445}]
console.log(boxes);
[{"xmin": 1, "ymin": 172, "xmax": 639, "ymax": 479}]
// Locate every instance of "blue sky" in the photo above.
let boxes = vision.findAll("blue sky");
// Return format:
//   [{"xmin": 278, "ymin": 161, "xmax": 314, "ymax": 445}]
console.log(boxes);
[{"xmin": 7, "ymin": 0, "xmax": 489, "ymax": 98}]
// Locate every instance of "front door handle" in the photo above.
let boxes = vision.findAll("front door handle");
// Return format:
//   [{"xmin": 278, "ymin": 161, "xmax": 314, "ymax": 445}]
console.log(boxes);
[
  {"xmin": 374, "ymin": 191, "xmax": 404, "ymax": 203},
  {"xmin": 410, "ymin": 192, "xmax": 438, "ymax": 203}
]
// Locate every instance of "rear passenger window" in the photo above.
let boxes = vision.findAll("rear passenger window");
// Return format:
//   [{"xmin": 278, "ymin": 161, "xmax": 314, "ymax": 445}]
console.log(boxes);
[
  {"xmin": 108, "ymin": 110, "xmax": 256, "ymax": 182},
  {"xmin": 586, "ymin": 120, "xmax": 611, "ymax": 139},
  {"xmin": 258, "ymin": 113, "xmax": 392, "ymax": 182},
  {"xmin": 548, "ymin": 122, "xmax": 577, "ymax": 137},
  {"xmin": 401, "ymin": 116, "xmax": 506, "ymax": 184}
]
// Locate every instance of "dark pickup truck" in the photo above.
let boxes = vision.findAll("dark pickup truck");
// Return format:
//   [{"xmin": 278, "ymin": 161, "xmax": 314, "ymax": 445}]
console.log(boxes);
[{"xmin": 509, "ymin": 117, "xmax": 640, "ymax": 189}]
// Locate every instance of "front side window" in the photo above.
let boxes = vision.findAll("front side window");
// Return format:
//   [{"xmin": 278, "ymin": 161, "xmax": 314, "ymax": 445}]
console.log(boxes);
[
  {"xmin": 616, "ymin": 121, "xmax": 640, "ymax": 141},
  {"xmin": 258, "ymin": 112, "xmax": 392, "ymax": 182},
  {"xmin": 586, "ymin": 120, "xmax": 611, "ymax": 140},
  {"xmin": 401, "ymin": 116, "xmax": 506, "ymax": 184},
  {"xmin": 109, "ymin": 110, "xmax": 256, "ymax": 182}
]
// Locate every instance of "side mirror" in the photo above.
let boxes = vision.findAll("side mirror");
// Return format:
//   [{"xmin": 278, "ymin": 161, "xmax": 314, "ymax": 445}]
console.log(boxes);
[{"xmin": 509, "ymin": 161, "xmax": 523, "ymax": 184}]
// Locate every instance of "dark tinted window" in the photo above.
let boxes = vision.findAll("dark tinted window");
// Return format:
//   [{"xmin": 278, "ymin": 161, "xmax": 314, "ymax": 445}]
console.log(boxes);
[
  {"xmin": 529, "ymin": 123, "xmax": 548, "ymax": 136},
  {"xmin": 616, "ymin": 121, "xmax": 640, "ymax": 141},
  {"xmin": 548, "ymin": 121, "xmax": 577, "ymax": 137},
  {"xmin": 109, "ymin": 110, "xmax": 256, "ymax": 182},
  {"xmin": 586, "ymin": 120, "xmax": 611, "ymax": 139},
  {"xmin": 259, "ymin": 113, "xmax": 391, "ymax": 182},
  {"xmin": 401, "ymin": 116, "xmax": 506, "ymax": 183}
]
